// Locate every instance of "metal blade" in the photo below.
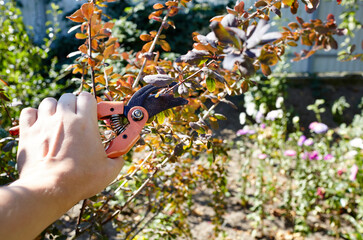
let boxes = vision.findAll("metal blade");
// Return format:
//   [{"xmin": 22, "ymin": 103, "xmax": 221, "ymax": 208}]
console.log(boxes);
[
  {"xmin": 142, "ymin": 94, "xmax": 188, "ymax": 119},
  {"xmin": 125, "ymin": 85, "xmax": 188, "ymax": 118}
]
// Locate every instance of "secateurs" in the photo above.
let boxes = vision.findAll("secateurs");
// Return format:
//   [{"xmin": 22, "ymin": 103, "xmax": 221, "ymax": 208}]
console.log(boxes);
[{"xmin": 97, "ymin": 85, "xmax": 188, "ymax": 158}]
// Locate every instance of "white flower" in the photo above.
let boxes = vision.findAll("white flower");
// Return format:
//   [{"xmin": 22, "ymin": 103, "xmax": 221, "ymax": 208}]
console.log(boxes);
[
  {"xmin": 246, "ymin": 102, "xmax": 256, "ymax": 116},
  {"xmin": 350, "ymin": 138, "xmax": 363, "ymax": 149},
  {"xmin": 293, "ymin": 116, "xmax": 300, "ymax": 124},
  {"xmin": 239, "ymin": 112, "xmax": 246, "ymax": 125},
  {"xmin": 266, "ymin": 109, "xmax": 283, "ymax": 121},
  {"xmin": 276, "ymin": 96, "xmax": 284, "ymax": 109},
  {"xmin": 259, "ymin": 103, "xmax": 268, "ymax": 114}
]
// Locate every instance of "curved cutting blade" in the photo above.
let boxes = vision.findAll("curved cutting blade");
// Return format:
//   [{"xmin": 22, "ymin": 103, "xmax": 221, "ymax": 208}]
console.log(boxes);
[{"xmin": 125, "ymin": 85, "xmax": 188, "ymax": 118}]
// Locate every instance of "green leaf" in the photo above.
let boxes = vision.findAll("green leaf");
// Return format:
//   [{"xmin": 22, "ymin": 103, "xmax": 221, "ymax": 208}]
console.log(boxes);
[
  {"xmin": 206, "ymin": 78, "xmax": 216, "ymax": 92},
  {"xmin": 157, "ymin": 111, "xmax": 166, "ymax": 124},
  {"xmin": 214, "ymin": 113, "xmax": 227, "ymax": 120}
]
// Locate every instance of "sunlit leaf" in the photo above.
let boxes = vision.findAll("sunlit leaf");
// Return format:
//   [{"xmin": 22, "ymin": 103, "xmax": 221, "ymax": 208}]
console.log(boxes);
[
  {"xmin": 260, "ymin": 63, "xmax": 271, "ymax": 76},
  {"xmin": 157, "ymin": 111, "xmax": 166, "ymax": 124},
  {"xmin": 153, "ymin": 3, "xmax": 164, "ymax": 10},
  {"xmin": 206, "ymin": 78, "xmax": 216, "ymax": 92},
  {"xmin": 66, "ymin": 9, "xmax": 85, "ymax": 23},
  {"xmin": 140, "ymin": 34, "xmax": 153, "ymax": 42},
  {"xmin": 282, "ymin": 0, "xmax": 294, "ymax": 6},
  {"xmin": 241, "ymin": 80, "xmax": 249, "ymax": 93},
  {"xmin": 81, "ymin": 2, "xmax": 94, "ymax": 21},
  {"xmin": 75, "ymin": 33, "xmax": 88, "ymax": 39},
  {"xmin": 142, "ymin": 41, "xmax": 153, "ymax": 52},
  {"xmin": 159, "ymin": 40, "xmax": 171, "ymax": 52},
  {"xmin": 103, "ymin": 44, "xmax": 115, "ymax": 59}
]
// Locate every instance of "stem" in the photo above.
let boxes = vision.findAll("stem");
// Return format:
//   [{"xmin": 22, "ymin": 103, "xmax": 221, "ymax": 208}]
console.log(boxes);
[
  {"xmin": 1, "ymin": 99, "xmax": 13, "ymax": 122},
  {"xmin": 132, "ymin": 13, "xmax": 170, "ymax": 89},
  {"xmin": 75, "ymin": 199, "xmax": 87, "ymax": 236},
  {"xmin": 165, "ymin": 60, "xmax": 217, "ymax": 94},
  {"xmin": 88, "ymin": 15, "xmax": 96, "ymax": 99}
]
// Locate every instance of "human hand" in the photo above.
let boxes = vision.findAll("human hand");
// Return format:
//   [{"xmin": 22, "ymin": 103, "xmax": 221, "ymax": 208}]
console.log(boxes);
[{"xmin": 15, "ymin": 92, "xmax": 124, "ymax": 205}]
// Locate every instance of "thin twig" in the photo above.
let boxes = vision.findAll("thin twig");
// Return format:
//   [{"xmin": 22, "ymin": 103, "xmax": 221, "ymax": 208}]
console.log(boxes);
[
  {"xmin": 132, "ymin": 13, "xmax": 170, "ymax": 89},
  {"xmin": 75, "ymin": 199, "xmax": 88, "ymax": 236},
  {"xmin": 164, "ymin": 60, "xmax": 217, "ymax": 94},
  {"xmin": 1, "ymin": 99, "xmax": 13, "ymax": 122},
  {"xmin": 88, "ymin": 14, "xmax": 96, "ymax": 99}
]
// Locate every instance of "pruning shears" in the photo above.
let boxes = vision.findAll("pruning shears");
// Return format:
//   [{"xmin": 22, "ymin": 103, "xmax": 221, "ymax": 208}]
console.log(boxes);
[
  {"xmin": 97, "ymin": 85, "xmax": 188, "ymax": 158},
  {"xmin": 9, "ymin": 85, "xmax": 188, "ymax": 159}
]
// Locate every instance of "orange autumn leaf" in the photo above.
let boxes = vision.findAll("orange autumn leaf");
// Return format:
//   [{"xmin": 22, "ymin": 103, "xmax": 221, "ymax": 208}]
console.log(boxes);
[
  {"xmin": 81, "ymin": 2, "xmax": 94, "ymax": 21},
  {"xmin": 78, "ymin": 44, "xmax": 88, "ymax": 54},
  {"xmin": 153, "ymin": 3, "xmax": 164, "ymax": 9},
  {"xmin": 66, "ymin": 9, "xmax": 85, "ymax": 23},
  {"xmin": 142, "ymin": 41, "xmax": 153, "ymax": 52},
  {"xmin": 140, "ymin": 34, "xmax": 153, "ymax": 42},
  {"xmin": 103, "ymin": 44, "xmax": 115, "ymax": 59}
]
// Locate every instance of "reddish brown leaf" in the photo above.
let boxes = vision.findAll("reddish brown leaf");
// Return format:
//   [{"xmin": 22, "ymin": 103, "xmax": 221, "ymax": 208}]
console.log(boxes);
[
  {"xmin": 290, "ymin": 0, "xmax": 299, "ymax": 14},
  {"xmin": 88, "ymin": 58, "xmax": 96, "ymax": 68},
  {"xmin": 168, "ymin": 7, "xmax": 179, "ymax": 17},
  {"xmin": 234, "ymin": 1, "xmax": 245, "ymax": 14},
  {"xmin": 79, "ymin": 44, "xmax": 88, "ymax": 54},
  {"xmin": 260, "ymin": 64, "xmax": 271, "ymax": 76},
  {"xmin": 66, "ymin": 9, "xmax": 85, "ymax": 23},
  {"xmin": 241, "ymin": 80, "xmax": 249, "ymax": 93},
  {"xmin": 81, "ymin": 2, "xmax": 94, "ymax": 21},
  {"xmin": 255, "ymin": 0, "xmax": 268, "ymax": 7},
  {"xmin": 288, "ymin": 22, "xmax": 299, "ymax": 30},
  {"xmin": 296, "ymin": 16, "xmax": 305, "ymax": 26}
]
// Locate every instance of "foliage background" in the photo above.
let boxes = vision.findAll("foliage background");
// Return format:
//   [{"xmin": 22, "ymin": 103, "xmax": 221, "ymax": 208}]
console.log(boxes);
[{"xmin": 0, "ymin": 0, "xmax": 362, "ymax": 239}]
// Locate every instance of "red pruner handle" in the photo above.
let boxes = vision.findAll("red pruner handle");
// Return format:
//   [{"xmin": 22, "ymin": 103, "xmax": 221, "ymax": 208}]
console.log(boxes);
[{"xmin": 97, "ymin": 101, "xmax": 149, "ymax": 158}]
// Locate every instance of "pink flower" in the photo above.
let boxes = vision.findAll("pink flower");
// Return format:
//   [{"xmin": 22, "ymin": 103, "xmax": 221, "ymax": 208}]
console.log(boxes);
[
  {"xmin": 337, "ymin": 168, "xmax": 346, "ymax": 176},
  {"xmin": 309, "ymin": 151, "xmax": 319, "ymax": 160},
  {"xmin": 298, "ymin": 135, "xmax": 306, "ymax": 146},
  {"xmin": 350, "ymin": 164, "xmax": 359, "ymax": 181},
  {"xmin": 309, "ymin": 122, "xmax": 328, "ymax": 134},
  {"xmin": 304, "ymin": 138, "xmax": 314, "ymax": 146},
  {"xmin": 324, "ymin": 154, "xmax": 333, "ymax": 161},
  {"xmin": 258, "ymin": 153, "xmax": 268, "ymax": 160},
  {"xmin": 284, "ymin": 150, "xmax": 296, "ymax": 157},
  {"xmin": 260, "ymin": 123, "xmax": 266, "ymax": 129},
  {"xmin": 237, "ymin": 129, "xmax": 249, "ymax": 136},
  {"xmin": 237, "ymin": 127, "xmax": 256, "ymax": 136},
  {"xmin": 317, "ymin": 187, "xmax": 325, "ymax": 199}
]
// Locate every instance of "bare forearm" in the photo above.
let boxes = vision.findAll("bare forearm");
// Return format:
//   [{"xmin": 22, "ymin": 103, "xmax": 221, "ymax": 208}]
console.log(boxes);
[{"xmin": 0, "ymin": 178, "xmax": 75, "ymax": 240}]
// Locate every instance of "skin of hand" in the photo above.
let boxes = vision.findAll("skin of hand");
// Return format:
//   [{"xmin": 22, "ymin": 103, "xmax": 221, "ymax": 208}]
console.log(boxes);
[{"xmin": 0, "ymin": 92, "xmax": 124, "ymax": 240}]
